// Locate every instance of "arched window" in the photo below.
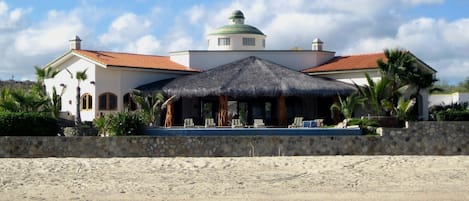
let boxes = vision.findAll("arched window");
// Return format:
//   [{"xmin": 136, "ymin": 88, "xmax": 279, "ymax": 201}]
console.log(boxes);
[
  {"xmin": 123, "ymin": 93, "xmax": 137, "ymax": 111},
  {"xmin": 81, "ymin": 93, "xmax": 92, "ymax": 110},
  {"xmin": 99, "ymin": 93, "xmax": 117, "ymax": 110}
]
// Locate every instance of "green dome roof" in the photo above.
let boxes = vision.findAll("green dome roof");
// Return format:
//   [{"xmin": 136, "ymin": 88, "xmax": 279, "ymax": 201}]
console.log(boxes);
[
  {"xmin": 209, "ymin": 24, "xmax": 265, "ymax": 36},
  {"xmin": 229, "ymin": 10, "xmax": 245, "ymax": 19}
]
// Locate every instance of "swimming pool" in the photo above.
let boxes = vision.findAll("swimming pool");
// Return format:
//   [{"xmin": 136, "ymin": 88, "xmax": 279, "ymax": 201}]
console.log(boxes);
[{"xmin": 144, "ymin": 127, "xmax": 362, "ymax": 136}]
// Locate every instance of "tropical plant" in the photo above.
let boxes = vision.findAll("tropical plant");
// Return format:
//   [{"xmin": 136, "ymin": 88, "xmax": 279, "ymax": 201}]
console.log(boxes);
[
  {"xmin": 377, "ymin": 49, "xmax": 414, "ymax": 105},
  {"xmin": 346, "ymin": 118, "xmax": 380, "ymax": 135},
  {"xmin": 330, "ymin": 93, "xmax": 366, "ymax": 119},
  {"xmin": 0, "ymin": 87, "xmax": 53, "ymax": 113},
  {"xmin": 66, "ymin": 69, "xmax": 88, "ymax": 125},
  {"xmin": 93, "ymin": 115, "xmax": 108, "ymax": 136},
  {"xmin": 47, "ymin": 86, "xmax": 65, "ymax": 118},
  {"xmin": 377, "ymin": 49, "xmax": 438, "ymax": 118},
  {"xmin": 132, "ymin": 89, "xmax": 173, "ymax": 126},
  {"xmin": 395, "ymin": 97, "xmax": 416, "ymax": 120},
  {"xmin": 93, "ymin": 112, "xmax": 146, "ymax": 136},
  {"xmin": 9, "ymin": 88, "xmax": 49, "ymax": 112},
  {"xmin": 354, "ymin": 74, "xmax": 392, "ymax": 115},
  {"xmin": 0, "ymin": 88, "xmax": 20, "ymax": 112},
  {"xmin": 34, "ymin": 66, "xmax": 64, "ymax": 118},
  {"xmin": 35, "ymin": 66, "xmax": 59, "ymax": 85}
]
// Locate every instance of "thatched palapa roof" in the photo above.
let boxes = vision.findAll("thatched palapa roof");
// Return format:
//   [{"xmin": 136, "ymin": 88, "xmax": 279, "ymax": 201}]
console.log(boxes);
[
  {"xmin": 163, "ymin": 56, "xmax": 355, "ymax": 97},
  {"xmin": 135, "ymin": 78, "xmax": 175, "ymax": 94}
]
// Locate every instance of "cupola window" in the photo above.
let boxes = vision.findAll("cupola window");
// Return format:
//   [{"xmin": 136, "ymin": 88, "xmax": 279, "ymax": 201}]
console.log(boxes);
[
  {"xmin": 243, "ymin": 38, "xmax": 255, "ymax": 46},
  {"xmin": 218, "ymin": 37, "xmax": 230, "ymax": 46}
]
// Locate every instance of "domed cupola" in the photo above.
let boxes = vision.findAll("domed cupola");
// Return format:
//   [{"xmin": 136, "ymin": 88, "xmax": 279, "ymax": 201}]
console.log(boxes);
[{"xmin": 207, "ymin": 10, "xmax": 266, "ymax": 51}]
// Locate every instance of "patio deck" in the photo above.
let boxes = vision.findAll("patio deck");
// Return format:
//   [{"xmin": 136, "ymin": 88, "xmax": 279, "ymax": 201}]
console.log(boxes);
[{"xmin": 144, "ymin": 127, "xmax": 362, "ymax": 136}]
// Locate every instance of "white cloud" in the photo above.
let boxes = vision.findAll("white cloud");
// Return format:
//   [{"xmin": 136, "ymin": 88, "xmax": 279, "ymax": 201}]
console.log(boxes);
[
  {"xmin": 99, "ymin": 12, "xmax": 152, "ymax": 45},
  {"xmin": 186, "ymin": 5, "xmax": 205, "ymax": 25},
  {"xmin": 14, "ymin": 10, "xmax": 84, "ymax": 56},
  {"xmin": 0, "ymin": 1, "xmax": 27, "ymax": 30},
  {"xmin": 402, "ymin": 0, "xmax": 445, "ymax": 6},
  {"xmin": 342, "ymin": 17, "xmax": 469, "ymax": 83},
  {"xmin": 124, "ymin": 35, "xmax": 161, "ymax": 54},
  {"xmin": 0, "ymin": 2, "xmax": 91, "ymax": 80},
  {"xmin": 0, "ymin": 0, "xmax": 467, "ymax": 85}
]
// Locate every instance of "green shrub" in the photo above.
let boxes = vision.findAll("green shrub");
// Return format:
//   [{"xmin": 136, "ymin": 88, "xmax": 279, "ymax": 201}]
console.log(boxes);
[
  {"xmin": 0, "ymin": 112, "xmax": 59, "ymax": 136},
  {"xmin": 347, "ymin": 118, "xmax": 379, "ymax": 127},
  {"xmin": 347, "ymin": 118, "xmax": 380, "ymax": 135},
  {"xmin": 93, "ymin": 112, "xmax": 146, "ymax": 136},
  {"xmin": 436, "ymin": 111, "xmax": 469, "ymax": 121}
]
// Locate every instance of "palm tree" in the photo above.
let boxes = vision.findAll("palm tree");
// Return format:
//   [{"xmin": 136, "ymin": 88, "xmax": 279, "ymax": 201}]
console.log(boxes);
[
  {"xmin": 35, "ymin": 66, "xmax": 62, "ymax": 117},
  {"xmin": 330, "ymin": 93, "xmax": 366, "ymax": 119},
  {"xmin": 66, "ymin": 69, "xmax": 88, "ymax": 125},
  {"xmin": 354, "ymin": 74, "xmax": 392, "ymax": 116},
  {"xmin": 0, "ymin": 88, "xmax": 19, "ymax": 112},
  {"xmin": 378, "ymin": 49, "xmax": 438, "ymax": 119},
  {"xmin": 377, "ymin": 49, "xmax": 414, "ymax": 107},
  {"xmin": 35, "ymin": 66, "xmax": 59, "ymax": 86},
  {"xmin": 132, "ymin": 89, "xmax": 174, "ymax": 127}
]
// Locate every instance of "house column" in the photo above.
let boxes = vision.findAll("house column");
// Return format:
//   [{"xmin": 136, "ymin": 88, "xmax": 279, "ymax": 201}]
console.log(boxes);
[
  {"xmin": 278, "ymin": 96, "xmax": 287, "ymax": 126},
  {"xmin": 164, "ymin": 100, "xmax": 173, "ymax": 127},
  {"xmin": 218, "ymin": 95, "xmax": 228, "ymax": 126}
]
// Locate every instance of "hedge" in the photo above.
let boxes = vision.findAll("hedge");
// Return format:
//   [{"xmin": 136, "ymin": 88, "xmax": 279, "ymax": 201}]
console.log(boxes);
[
  {"xmin": 0, "ymin": 112, "xmax": 59, "ymax": 136},
  {"xmin": 436, "ymin": 111, "xmax": 469, "ymax": 121}
]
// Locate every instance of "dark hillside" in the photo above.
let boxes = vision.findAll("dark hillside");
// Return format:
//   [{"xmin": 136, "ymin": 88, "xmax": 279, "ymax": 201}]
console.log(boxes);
[{"xmin": 0, "ymin": 80, "xmax": 36, "ymax": 90}]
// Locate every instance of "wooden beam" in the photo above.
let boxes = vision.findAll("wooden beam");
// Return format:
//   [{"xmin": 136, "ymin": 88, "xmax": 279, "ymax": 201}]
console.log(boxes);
[
  {"xmin": 278, "ymin": 96, "xmax": 287, "ymax": 126},
  {"xmin": 164, "ymin": 100, "xmax": 173, "ymax": 127},
  {"xmin": 218, "ymin": 95, "xmax": 228, "ymax": 126}
]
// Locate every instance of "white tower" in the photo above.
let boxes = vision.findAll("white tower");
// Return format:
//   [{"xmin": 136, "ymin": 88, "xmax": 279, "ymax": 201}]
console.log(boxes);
[
  {"xmin": 207, "ymin": 10, "xmax": 266, "ymax": 51},
  {"xmin": 312, "ymin": 38, "xmax": 323, "ymax": 51},
  {"xmin": 69, "ymin": 36, "xmax": 82, "ymax": 50}
]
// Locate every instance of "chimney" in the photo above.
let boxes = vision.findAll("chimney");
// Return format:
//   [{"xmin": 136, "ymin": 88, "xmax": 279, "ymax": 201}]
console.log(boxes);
[
  {"xmin": 312, "ymin": 38, "xmax": 323, "ymax": 51},
  {"xmin": 69, "ymin": 36, "xmax": 81, "ymax": 50}
]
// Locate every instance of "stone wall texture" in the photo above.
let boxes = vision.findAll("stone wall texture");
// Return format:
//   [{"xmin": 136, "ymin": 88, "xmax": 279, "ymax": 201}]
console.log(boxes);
[{"xmin": 1, "ymin": 121, "xmax": 468, "ymax": 157}]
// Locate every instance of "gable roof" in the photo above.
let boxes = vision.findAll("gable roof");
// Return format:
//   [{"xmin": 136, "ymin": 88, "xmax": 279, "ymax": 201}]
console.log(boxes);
[
  {"xmin": 45, "ymin": 49, "xmax": 198, "ymax": 72},
  {"xmin": 303, "ymin": 53, "xmax": 385, "ymax": 73},
  {"xmin": 73, "ymin": 50, "xmax": 198, "ymax": 72}
]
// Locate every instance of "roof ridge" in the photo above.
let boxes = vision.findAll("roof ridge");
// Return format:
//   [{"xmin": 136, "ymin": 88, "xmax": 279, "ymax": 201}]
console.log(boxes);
[
  {"xmin": 74, "ymin": 49, "xmax": 167, "ymax": 57},
  {"xmin": 338, "ymin": 52, "xmax": 384, "ymax": 57}
]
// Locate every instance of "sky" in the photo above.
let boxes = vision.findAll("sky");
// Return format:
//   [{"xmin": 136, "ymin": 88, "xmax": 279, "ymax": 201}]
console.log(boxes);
[{"xmin": 0, "ymin": 0, "xmax": 468, "ymax": 84}]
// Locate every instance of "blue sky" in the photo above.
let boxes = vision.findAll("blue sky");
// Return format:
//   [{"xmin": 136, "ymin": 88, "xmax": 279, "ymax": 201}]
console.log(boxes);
[{"xmin": 1, "ymin": 0, "xmax": 468, "ymax": 84}]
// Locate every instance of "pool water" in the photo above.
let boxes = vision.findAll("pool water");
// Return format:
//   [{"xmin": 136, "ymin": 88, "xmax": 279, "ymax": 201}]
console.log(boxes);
[{"xmin": 144, "ymin": 127, "xmax": 362, "ymax": 136}]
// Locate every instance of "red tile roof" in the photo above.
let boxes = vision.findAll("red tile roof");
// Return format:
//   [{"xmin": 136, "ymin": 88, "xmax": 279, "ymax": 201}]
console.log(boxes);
[
  {"xmin": 73, "ymin": 49, "xmax": 198, "ymax": 72},
  {"xmin": 303, "ymin": 52, "xmax": 386, "ymax": 73}
]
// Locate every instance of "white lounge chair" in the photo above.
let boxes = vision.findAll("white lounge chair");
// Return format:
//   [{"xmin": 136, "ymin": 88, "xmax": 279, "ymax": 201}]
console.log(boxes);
[
  {"xmin": 253, "ymin": 119, "xmax": 265, "ymax": 128},
  {"xmin": 184, "ymin": 118, "xmax": 194, "ymax": 128},
  {"xmin": 205, "ymin": 118, "xmax": 216, "ymax": 128},
  {"xmin": 231, "ymin": 118, "xmax": 243, "ymax": 128},
  {"xmin": 288, "ymin": 117, "xmax": 303, "ymax": 128}
]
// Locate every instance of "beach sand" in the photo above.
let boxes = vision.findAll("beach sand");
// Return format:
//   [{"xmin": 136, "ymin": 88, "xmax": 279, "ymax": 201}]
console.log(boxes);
[{"xmin": 1, "ymin": 156, "xmax": 469, "ymax": 201}]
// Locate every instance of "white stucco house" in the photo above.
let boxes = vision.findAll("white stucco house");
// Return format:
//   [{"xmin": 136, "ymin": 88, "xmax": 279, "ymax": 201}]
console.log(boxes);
[
  {"xmin": 44, "ymin": 10, "xmax": 436, "ymax": 123},
  {"xmin": 429, "ymin": 92, "xmax": 469, "ymax": 107}
]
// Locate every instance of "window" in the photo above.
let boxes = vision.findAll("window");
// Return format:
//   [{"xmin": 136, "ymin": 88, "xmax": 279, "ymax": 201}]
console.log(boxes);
[
  {"xmin": 201, "ymin": 102, "xmax": 213, "ymax": 119},
  {"xmin": 262, "ymin": 39, "xmax": 265, "ymax": 47},
  {"xmin": 123, "ymin": 93, "xmax": 137, "ymax": 111},
  {"xmin": 81, "ymin": 93, "xmax": 92, "ymax": 110},
  {"xmin": 99, "ymin": 93, "xmax": 117, "ymax": 110},
  {"xmin": 243, "ymin": 38, "xmax": 255, "ymax": 46},
  {"xmin": 218, "ymin": 37, "xmax": 230, "ymax": 46}
]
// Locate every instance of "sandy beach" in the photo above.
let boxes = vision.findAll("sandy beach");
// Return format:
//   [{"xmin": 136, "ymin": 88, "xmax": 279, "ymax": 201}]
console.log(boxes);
[{"xmin": 1, "ymin": 156, "xmax": 468, "ymax": 201}]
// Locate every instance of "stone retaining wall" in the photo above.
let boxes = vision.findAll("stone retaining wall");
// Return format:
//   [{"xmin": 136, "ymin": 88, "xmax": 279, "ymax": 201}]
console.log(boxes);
[{"xmin": 1, "ymin": 121, "xmax": 468, "ymax": 157}]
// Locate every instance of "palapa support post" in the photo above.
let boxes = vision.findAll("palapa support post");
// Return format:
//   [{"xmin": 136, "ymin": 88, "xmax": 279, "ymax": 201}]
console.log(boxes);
[
  {"xmin": 278, "ymin": 96, "xmax": 287, "ymax": 126},
  {"xmin": 218, "ymin": 95, "xmax": 228, "ymax": 126},
  {"xmin": 164, "ymin": 100, "xmax": 173, "ymax": 127}
]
